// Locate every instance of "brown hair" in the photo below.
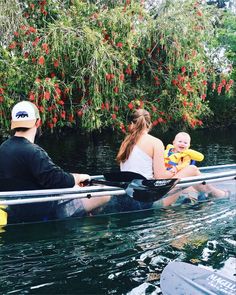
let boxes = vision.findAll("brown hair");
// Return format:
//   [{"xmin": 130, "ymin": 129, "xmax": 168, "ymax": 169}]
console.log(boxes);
[{"xmin": 116, "ymin": 109, "xmax": 152, "ymax": 163}]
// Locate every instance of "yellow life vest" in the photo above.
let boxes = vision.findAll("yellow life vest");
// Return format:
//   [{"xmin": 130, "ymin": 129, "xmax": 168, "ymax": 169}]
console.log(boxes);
[
  {"xmin": 164, "ymin": 144, "xmax": 204, "ymax": 171},
  {"xmin": 0, "ymin": 205, "xmax": 8, "ymax": 226}
]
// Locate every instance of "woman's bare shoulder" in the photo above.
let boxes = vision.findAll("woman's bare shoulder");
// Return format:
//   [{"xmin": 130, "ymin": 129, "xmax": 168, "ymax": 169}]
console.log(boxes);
[{"xmin": 144, "ymin": 134, "xmax": 164, "ymax": 146}]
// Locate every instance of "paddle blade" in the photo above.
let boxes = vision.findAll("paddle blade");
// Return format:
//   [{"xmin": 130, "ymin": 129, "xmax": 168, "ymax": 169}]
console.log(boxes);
[
  {"xmin": 104, "ymin": 171, "xmax": 146, "ymax": 182},
  {"xmin": 132, "ymin": 179, "xmax": 179, "ymax": 202},
  {"xmin": 160, "ymin": 262, "xmax": 236, "ymax": 295}
]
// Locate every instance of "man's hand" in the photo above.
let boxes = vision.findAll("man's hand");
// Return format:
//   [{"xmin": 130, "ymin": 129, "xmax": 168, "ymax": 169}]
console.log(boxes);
[{"xmin": 72, "ymin": 173, "xmax": 91, "ymax": 185}]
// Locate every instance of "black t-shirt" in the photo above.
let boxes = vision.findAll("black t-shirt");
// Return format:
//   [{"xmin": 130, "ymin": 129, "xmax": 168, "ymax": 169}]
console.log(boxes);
[
  {"xmin": 0, "ymin": 136, "xmax": 75, "ymax": 223},
  {"xmin": 0, "ymin": 136, "xmax": 74, "ymax": 190}
]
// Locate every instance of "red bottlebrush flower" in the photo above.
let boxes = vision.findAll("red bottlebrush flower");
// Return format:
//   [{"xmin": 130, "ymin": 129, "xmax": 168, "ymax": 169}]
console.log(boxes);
[
  {"xmin": 32, "ymin": 37, "xmax": 40, "ymax": 47},
  {"xmin": 0, "ymin": 88, "xmax": 4, "ymax": 95},
  {"xmin": 116, "ymin": 42, "xmax": 123, "ymax": 48},
  {"xmin": 158, "ymin": 117, "xmax": 164, "ymax": 123},
  {"xmin": 181, "ymin": 89, "xmax": 188, "ymax": 96},
  {"xmin": 50, "ymin": 72, "xmax": 56, "ymax": 78},
  {"xmin": 105, "ymin": 102, "xmax": 110, "ymax": 110},
  {"xmin": 60, "ymin": 111, "xmax": 66, "ymax": 119},
  {"xmin": 54, "ymin": 59, "xmax": 59, "ymax": 67},
  {"xmin": 197, "ymin": 10, "xmax": 203, "ymax": 17},
  {"xmin": 172, "ymin": 79, "xmax": 178, "ymax": 86},
  {"xmin": 101, "ymin": 103, "xmax": 105, "ymax": 110},
  {"xmin": 189, "ymin": 102, "xmax": 193, "ymax": 107},
  {"xmin": 201, "ymin": 94, "xmax": 206, "ymax": 100},
  {"xmin": 152, "ymin": 120, "xmax": 158, "ymax": 126},
  {"xmin": 193, "ymin": 71, "xmax": 198, "ymax": 77},
  {"xmin": 0, "ymin": 96, "xmax": 4, "ymax": 103},
  {"xmin": 58, "ymin": 100, "xmax": 64, "ymax": 105},
  {"xmin": 38, "ymin": 56, "xmax": 45, "ymax": 65},
  {"xmin": 113, "ymin": 86, "xmax": 119, "ymax": 93},
  {"xmin": 200, "ymin": 67, "xmax": 205, "ymax": 73},
  {"xmin": 52, "ymin": 117, "xmax": 57, "ymax": 124},
  {"xmin": 152, "ymin": 106, "xmax": 157, "ymax": 112},
  {"xmin": 68, "ymin": 114, "xmax": 74, "ymax": 122},
  {"xmin": 55, "ymin": 88, "xmax": 61, "ymax": 95},
  {"xmin": 154, "ymin": 76, "xmax": 159, "ymax": 81},
  {"xmin": 225, "ymin": 84, "xmax": 231, "ymax": 92},
  {"xmin": 77, "ymin": 110, "xmax": 83, "ymax": 117},
  {"xmin": 105, "ymin": 74, "xmax": 111, "ymax": 81},
  {"xmin": 43, "ymin": 91, "xmax": 50, "ymax": 100},
  {"xmin": 182, "ymin": 114, "xmax": 189, "ymax": 122},
  {"xmin": 9, "ymin": 42, "xmax": 17, "ymax": 49},
  {"xmin": 29, "ymin": 92, "xmax": 35, "ymax": 101},
  {"xmin": 39, "ymin": 106, "xmax": 45, "ymax": 113},
  {"xmin": 48, "ymin": 122, "xmax": 54, "ymax": 129},
  {"xmin": 221, "ymin": 79, "xmax": 226, "ymax": 86},
  {"xmin": 111, "ymin": 113, "xmax": 116, "ymax": 120},
  {"xmin": 181, "ymin": 66, "xmax": 186, "ymax": 74},
  {"xmin": 229, "ymin": 79, "xmax": 234, "ymax": 85},
  {"xmin": 212, "ymin": 82, "xmax": 216, "ymax": 90},
  {"xmin": 29, "ymin": 27, "xmax": 37, "ymax": 33},
  {"xmin": 30, "ymin": 3, "xmax": 35, "ymax": 9},
  {"xmin": 202, "ymin": 80, "xmax": 207, "ymax": 86},
  {"xmin": 183, "ymin": 100, "xmax": 188, "ymax": 107},
  {"xmin": 119, "ymin": 73, "xmax": 125, "ymax": 81},
  {"xmin": 42, "ymin": 43, "xmax": 48, "ymax": 50},
  {"xmin": 128, "ymin": 102, "xmax": 134, "ymax": 110},
  {"xmin": 13, "ymin": 31, "xmax": 19, "ymax": 37},
  {"xmin": 217, "ymin": 85, "xmax": 222, "ymax": 95},
  {"xmin": 24, "ymin": 52, "xmax": 29, "ymax": 58},
  {"xmin": 125, "ymin": 66, "xmax": 132, "ymax": 75},
  {"xmin": 114, "ymin": 105, "xmax": 119, "ymax": 112}
]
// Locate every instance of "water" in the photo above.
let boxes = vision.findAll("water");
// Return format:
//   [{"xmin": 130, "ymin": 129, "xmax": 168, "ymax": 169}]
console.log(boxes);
[{"xmin": 0, "ymin": 128, "xmax": 235, "ymax": 294}]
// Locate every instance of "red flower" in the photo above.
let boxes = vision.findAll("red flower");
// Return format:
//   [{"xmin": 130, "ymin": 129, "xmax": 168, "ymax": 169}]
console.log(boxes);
[
  {"xmin": 9, "ymin": 42, "xmax": 16, "ymax": 49},
  {"xmin": 181, "ymin": 66, "xmax": 186, "ymax": 74},
  {"xmin": 116, "ymin": 42, "xmax": 123, "ymax": 48},
  {"xmin": 43, "ymin": 91, "xmax": 50, "ymax": 100},
  {"xmin": 52, "ymin": 117, "xmax": 58, "ymax": 124},
  {"xmin": 119, "ymin": 73, "xmax": 125, "ymax": 81},
  {"xmin": 29, "ymin": 92, "xmax": 35, "ymax": 101},
  {"xmin": 113, "ymin": 86, "xmax": 119, "ymax": 93},
  {"xmin": 128, "ymin": 102, "xmax": 134, "ymax": 110},
  {"xmin": 125, "ymin": 66, "xmax": 132, "ymax": 75},
  {"xmin": 38, "ymin": 56, "xmax": 45, "ymax": 65},
  {"xmin": 60, "ymin": 111, "xmax": 66, "ymax": 119},
  {"xmin": 212, "ymin": 82, "xmax": 216, "ymax": 90},
  {"xmin": 114, "ymin": 105, "xmax": 119, "ymax": 112},
  {"xmin": 77, "ymin": 110, "xmax": 83, "ymax": 117},
  {"xmin": 54, "ymin": 59, "xmax": 59, "ymax": 67},
  {"xmin": 201, "ymin": 94, "xmax": 206, "ymax": 100},
  {"xmin": 111, "ymin": 114, "xmax": 116, "ymax": 120}
]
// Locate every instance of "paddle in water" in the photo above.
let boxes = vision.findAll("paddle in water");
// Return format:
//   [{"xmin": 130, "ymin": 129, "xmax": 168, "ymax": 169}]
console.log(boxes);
[
  {"xmin": 87, "ymin": 171, "xmax": 179, "ymax": 202},
  {"xmin": 160, "ymin": 261, "xmax": 236, "ymax": 295}
]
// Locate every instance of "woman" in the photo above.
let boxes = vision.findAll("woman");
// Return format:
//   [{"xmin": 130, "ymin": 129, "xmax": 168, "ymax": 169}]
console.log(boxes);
[{"xmin": 117, "ymin": 109, "xmax": 200, "ymax": 180}]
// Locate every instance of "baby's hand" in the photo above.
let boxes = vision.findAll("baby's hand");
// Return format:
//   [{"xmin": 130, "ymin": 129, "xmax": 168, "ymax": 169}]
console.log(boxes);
[{"xmin": 170, "ymin": 166, "xmax": 178, "ymax": 174}]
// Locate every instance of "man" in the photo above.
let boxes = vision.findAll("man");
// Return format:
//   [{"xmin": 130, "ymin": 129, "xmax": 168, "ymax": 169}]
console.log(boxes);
[{"xmin": 0, "ymin": 101, "xmax": 109, "ymax": 224}]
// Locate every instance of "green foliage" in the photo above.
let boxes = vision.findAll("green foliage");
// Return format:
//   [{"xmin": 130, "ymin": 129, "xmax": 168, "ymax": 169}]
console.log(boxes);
[{"xmin": 0, "ymin": 0, "xmax": 234, "ymax": 134}]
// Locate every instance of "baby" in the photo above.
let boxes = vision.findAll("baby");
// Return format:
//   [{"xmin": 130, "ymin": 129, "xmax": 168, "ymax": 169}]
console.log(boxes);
[{"xmin": 164, "ymin": 132, "xmax": 204, "ymax": 174}]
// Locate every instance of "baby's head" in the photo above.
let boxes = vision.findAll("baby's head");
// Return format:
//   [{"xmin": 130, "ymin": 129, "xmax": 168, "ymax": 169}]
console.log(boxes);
[{"xmin": 173, "ymin": 132, "xmax": 191, "ymax": 152}]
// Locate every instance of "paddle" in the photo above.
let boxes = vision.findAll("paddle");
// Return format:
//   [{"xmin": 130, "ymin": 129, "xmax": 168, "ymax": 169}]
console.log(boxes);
[
  {"xmin": 160, "ymin": 261, "xmax": 236, "ymax": 295},
  {"xmin": 86, "ymin": 172, "xmax": 179, "ymax": 202}
]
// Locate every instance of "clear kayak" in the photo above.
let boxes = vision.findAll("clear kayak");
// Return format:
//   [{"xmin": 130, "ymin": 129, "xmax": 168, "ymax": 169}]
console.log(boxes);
[{"xmin": 0, "ymin": 164, "xmax": 235, "ymax": 225}]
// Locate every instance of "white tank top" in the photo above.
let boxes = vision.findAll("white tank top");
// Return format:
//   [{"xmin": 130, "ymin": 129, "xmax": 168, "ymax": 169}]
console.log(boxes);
[{"xmin": 120, "ymin": 145, "xmax": 153, "ymax": 179}]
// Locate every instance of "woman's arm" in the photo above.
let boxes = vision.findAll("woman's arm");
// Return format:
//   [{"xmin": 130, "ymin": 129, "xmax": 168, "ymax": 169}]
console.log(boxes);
[{"xmin": 153, "ymin": 139, "xmax": 175, "ymax": 179}]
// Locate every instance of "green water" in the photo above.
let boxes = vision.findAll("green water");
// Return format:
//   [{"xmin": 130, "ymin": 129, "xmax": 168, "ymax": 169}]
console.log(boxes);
[{"xmin": 0, "ymin": 128, "xmax": 235, "ymax": 294}]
